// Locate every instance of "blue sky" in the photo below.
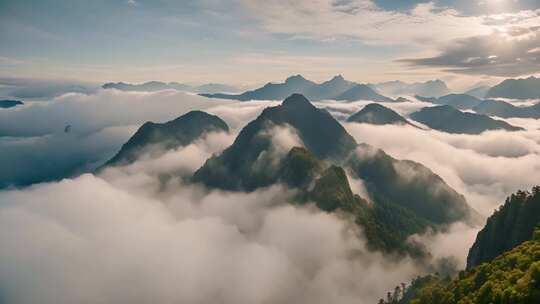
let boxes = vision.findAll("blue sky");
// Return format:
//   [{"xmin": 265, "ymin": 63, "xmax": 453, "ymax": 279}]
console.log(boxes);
[{"xmin": 0, "ymin": 0, "xmax": 539, "ymax": 88}]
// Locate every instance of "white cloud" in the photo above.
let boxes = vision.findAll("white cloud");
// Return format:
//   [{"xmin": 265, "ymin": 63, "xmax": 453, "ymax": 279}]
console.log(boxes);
[
  {"xmin": 2, "ymin": 91, "xmax": 540, "ymax": 303},
  {"xmin": 240, "ymin": 0, "xmax": 493, "ymax": 46},
  {"xmin": 0, "ymin": 171, "xmax": 423, "ymax": 304}
]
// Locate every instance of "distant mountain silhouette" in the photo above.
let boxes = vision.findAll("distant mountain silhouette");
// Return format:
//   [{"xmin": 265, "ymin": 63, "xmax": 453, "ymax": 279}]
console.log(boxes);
[
  {"xmin": 335, "ymin": 84, "xmax": 394, "ymax": 102},
  {"xmin": 464, "ymin": 86, "xmax": 490, "ymax": 99},
  {"xmin": 102, "ymin": 81, "xmax": 240, "ymax": 94},
  {"xmin": 395, "ymin": 97, "xmax": 412, "ymax": 103},
  {"xmin": 410, "ymin": 105, "xmax": 523, "ymax": 134},
  {"xmin": 201, "ymin": 75, "xmax": 394, "ymax": 102},
  {"xmin": 347, "ymin": 103, "xmax": 414, "ymax": 126},
  {"xmin": 474, "ymin": 99, "xmax": 540, "ymax": 119},
  {"xmin": 0, "ymin": 99, "xmax": 23, "ymax": 108},
  {"xmin": 372, "ymin": 80, "xmax": 450, "ymax": 98},
  {"xmin": 104, "ymin": 111, "xmax": 229, "ymax": 167},
  {"xmin": 415, "ymin": 95, "xmax": 437, "ymax": 103},
  {"xmin": 201, "ymin": 75, "xmax": 317, "ymax": 101},
  {"xmin": 435, "ymin": 94, "xmax": 483, "ymax": 110},
  {"xmin": 304, "ymin": 75, "xmax": 356, "ymax": 100},
  {"xmin": 415, "ymin": 94, "xmax": 482, "ymax": 110},
  {"xmin": 486, "ymin": 76, "xmax": 540, "ymax": 99}
]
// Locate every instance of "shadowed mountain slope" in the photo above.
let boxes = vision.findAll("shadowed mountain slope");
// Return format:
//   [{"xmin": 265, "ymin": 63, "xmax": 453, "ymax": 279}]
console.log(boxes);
[
  {"xmin": 104, "ymin": 111, "xmax": 229, "ymax": 167},
  {"xmin": 201, "ymin": 75, "xmax": 394, "ymax": 102},
  {"xmin": 467, "ymin": 187, "xmax": 540, "ymax": 269},
  {"xmin": 486, "ymin": 76, "xmax": 540, "ymax": 99},
  {"xmin": 474, "ymin": 99, "xmax": 540, "ymax": 119},
  {"xmin": 410, "ymin": 105, "xmax": 523, "ymax": 134},
  {"xmin": 347, "ymin": 103, "xmax": 415, "ymax": 126}
]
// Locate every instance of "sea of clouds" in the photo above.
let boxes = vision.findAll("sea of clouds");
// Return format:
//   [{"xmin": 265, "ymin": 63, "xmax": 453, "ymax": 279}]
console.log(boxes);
[{"xmin": 1, "ymin": 88, "xmax": 539, "ymax": 303}]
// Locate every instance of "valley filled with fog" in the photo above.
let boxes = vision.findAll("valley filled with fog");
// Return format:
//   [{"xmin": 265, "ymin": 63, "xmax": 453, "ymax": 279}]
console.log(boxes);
[
  {"xmin": 1, "ymin": 83, "xmax": 540, "ymax": 303},
  {"xmin": 2, "ymin": 1, "xmax": 540, "ymax": 302}
]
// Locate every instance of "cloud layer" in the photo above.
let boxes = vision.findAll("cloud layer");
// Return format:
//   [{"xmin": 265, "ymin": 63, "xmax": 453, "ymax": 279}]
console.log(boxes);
[{"xmin": 2, "ymin": 89, "xmax": 540, "ymax": 303}]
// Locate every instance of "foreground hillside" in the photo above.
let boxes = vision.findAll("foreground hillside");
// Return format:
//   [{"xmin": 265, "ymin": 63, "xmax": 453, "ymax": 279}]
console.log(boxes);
[
  {"xmin": 383, "ymin": 187, "xmax": 540, "ymax": 304},
  {"xmin": 467, "ymin": 187, "xmax": 540, "ymax": 269},
  {"xmin": 400, "ymin": 232, "xmax": 540, "ymax": 304}
]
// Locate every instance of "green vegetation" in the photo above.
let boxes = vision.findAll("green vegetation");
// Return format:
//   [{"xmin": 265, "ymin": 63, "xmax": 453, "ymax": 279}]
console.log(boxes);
[
  {"xmin": 283, "ymin": 147, "xmax": 429, "ymax": 255},
  {"xmin": 193, "ymin": 95, "xmax": 476, "ymax": 256},
  {"xmin": 347, "ymin": 144, "xmax": 475, "ymax": 226},
  {"xmin": 383, "ymin": 188, "xmax": 540, "ymax": 304},
  {"xmin": 192, "ymin": 94, "xmax": 357, "ymax": 191},
  {"xmin": 279, "ymin": 147, "xmax": 323, "ymax": 188},
  {"xmin": 397, "ymin": 233, "xmax": 540, "ymax": 304},
  {"xmin": 467, "ymin": 187, "xmax": 540, "ymax": 269}
]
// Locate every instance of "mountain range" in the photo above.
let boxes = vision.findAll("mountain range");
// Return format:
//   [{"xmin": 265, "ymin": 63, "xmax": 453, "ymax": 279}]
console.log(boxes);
[
  {"xmin": 191, "ymin": 94, "xmax": 477, "ymax": 253},
  {"xmin": 0, "ymin": 99, "xmax": 23, "ymax": 109},
  {"xmin": 394, "ymin": 187, "xmax": 540, "ymax": 304},
  {"xmin": 410, "ymin": 105, "xmax": 524, "ymax": 134},
  {"xmin": 464, "ymin": 86, "xmax": 490, "ymax": 99},
  {"xmin": 201, "ymin": 75, "xmax": 394, "ymax": 102},
  {"xmin": 415, "ymin": 94, "xmax": 483, "ymax": 110},
  {"xmin": 347, "ymin": 103, "xmax": 415, "ymax": 126},
  {"xmin": 467, "ymin": 187, "xmax": 540, "ymax": 269},
  {"xmin": 102, "ymin": 81, "xmax": 241, "ymax": 94},
  {"xmin": 105, "ymin": 93, "xmax": 478, "ymax": 255},
  {"xmin": 371, "ymin": 79, "xmax": 450, "ymax": 98},
  {"xmin": 474, "ymin": 99, "xmax": 540, "ymax": 119},
  {"xmin": 486, "ymin": 76, "xmax": 540, "ymax": 99}
]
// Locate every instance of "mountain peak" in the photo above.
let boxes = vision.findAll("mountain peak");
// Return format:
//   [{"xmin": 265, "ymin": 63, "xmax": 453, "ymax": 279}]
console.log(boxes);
[
  {"xmin": 281, "ymin": 93, "xmax": 314, "ymax": 108},
  {"xmin": 347, "ymin": 103, "xmax": 412, "ymax": 126},
  {"xmin": 285, "ymin": 74, "xmax": 308, "ymax": 83},
  {"xmin": 103, "ymin": 110, "xmax": 229, "ymax": 167},
  {"xmin": 330, "ymin": 74, "xmax": 345, "ymax": 82}
]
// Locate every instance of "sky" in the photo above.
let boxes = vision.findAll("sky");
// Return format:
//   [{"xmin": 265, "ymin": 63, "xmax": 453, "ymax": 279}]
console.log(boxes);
[{"xmin": 0, "ymin": 0, "xmax": 539, "ymax": 88}]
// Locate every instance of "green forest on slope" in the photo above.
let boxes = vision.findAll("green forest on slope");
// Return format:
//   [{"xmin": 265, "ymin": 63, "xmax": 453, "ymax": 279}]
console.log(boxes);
[{"xmin": 378, "ymin": 187, "xmax": 540, "ymax": 304}]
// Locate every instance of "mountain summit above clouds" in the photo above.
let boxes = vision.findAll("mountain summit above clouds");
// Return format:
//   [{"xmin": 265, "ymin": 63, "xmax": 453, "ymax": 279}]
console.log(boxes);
[
  {"xmin": 371, "ymin": 79, "xmax": 450, "ymax": 98},
  {"xmin": 104, "ymin": 111, "xmax": 229, "ymax": 167},
  {"xmin": 410, "ymin": 105, "xmax": 524, "ymax": 134},
  {"xmin": 474, "ymin": 99, "xmax": 540, "ymax": 119},
  {"xmin": 191, "ymin": 93, "xmax": 478, "ymax": 253},
  {"xmin": 415, "ymin": 93, "xmax": 483, "ymax": 110},
  {"xmin": 200, "ymin": 75, "xmax": 394, "ymax": 102},
  {"xmin": 486, "ymin": 76, "xmax": 540, "ymax": 99},
  {"xmin": 347, "ymin": 103, "xmax": 415, "ymax": 126}
]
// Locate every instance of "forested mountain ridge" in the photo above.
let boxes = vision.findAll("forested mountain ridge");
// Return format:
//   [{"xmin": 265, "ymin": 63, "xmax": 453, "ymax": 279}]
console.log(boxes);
[
  {"xmin": 467, "ymin": 187, "xmax": 540, "ymax": 269},
  {"xmin": 379, "ymin": 187, "xmax": 540, "ymax": 304},
  {"xmin": 391, "ymin": 228, "xmax": 540, "ymax": 304},
  {"xmin": 192, "ymin": 94, "xmax": 478, "ymax": 254}
]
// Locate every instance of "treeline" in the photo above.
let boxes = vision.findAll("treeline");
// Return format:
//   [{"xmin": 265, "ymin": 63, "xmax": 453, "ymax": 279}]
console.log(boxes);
[
  {"xmin": 379, "ymin": 187, "xmax": 540, "ymax": 304},
  {"xmin": 467, "ymin": 186, "xmax": 540, "ymax": 269}
]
